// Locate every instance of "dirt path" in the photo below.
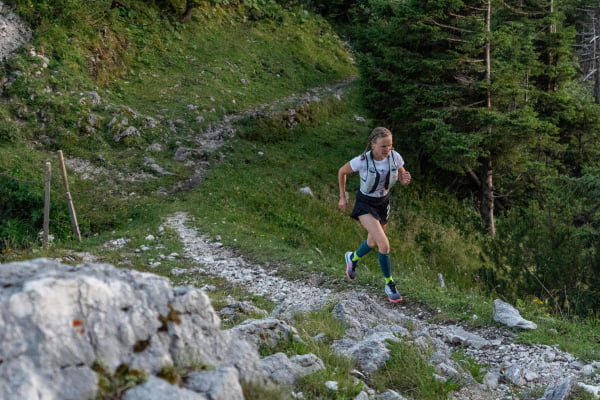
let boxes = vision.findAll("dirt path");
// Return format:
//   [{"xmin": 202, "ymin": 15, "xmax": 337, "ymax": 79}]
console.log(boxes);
[
  {"xmin": 164, "ymin": 211, "xmax": 340, "ymax": 319},
  {"xmin": 168, "ymin": 78, "xmax": 355, "ymax": 193}
]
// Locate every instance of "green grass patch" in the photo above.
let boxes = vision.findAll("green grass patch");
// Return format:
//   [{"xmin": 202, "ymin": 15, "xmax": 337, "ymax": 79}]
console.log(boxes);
[
  {"xmin": 369, "ymin": 340, "xmax": 458, "ymax": 399},
  {"xmin": 241, "ymin": 379, "xmax": 293, "ymax": 400},
  {"xmin": 293, "ymin": 304, "xmax": 347, "ymax": 344},
  {"xmin": 451, "ymin": 351, "xmax": 488, "ymax": 384},
  {"xmin": 117, "ymin": 13, "xmax": 356, "ymax": 121},
  {"xmin": 516, "ymin": 315, "xmax": 600, "ymax": 362}
]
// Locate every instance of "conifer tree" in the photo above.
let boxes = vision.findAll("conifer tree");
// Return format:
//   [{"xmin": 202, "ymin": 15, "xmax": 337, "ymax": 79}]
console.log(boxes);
[{"xmin": 351, "ymin": 0, "xmax": 596, "ymax": 234}]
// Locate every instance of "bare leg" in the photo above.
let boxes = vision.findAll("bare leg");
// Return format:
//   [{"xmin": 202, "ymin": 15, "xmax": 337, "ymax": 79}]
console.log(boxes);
[
  {"xmin": 358, "ymin": 214, "xmax": 389, "ymax": 254},
  {"xmin": 357, "ymin": 213, "xmax": 401, "ymax": 302}
]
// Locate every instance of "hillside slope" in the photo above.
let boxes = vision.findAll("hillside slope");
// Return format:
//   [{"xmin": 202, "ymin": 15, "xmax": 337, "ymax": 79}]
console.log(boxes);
[{"xmin": 0, "ymin": 0, "xmax": 356, "ymax": 245}]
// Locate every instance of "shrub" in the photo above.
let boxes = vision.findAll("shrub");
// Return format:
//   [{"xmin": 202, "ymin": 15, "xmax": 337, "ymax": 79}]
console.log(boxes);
[
  {"xmin": 483, "ymin": 170, "xmax": 600, "ymax": 317},
  {"xmin": 0, "ymin": 120, "xmax": 20, "ymax": 143},
  {"xmin": 0, "ymin": 174, "xmax": 76, "ymax": 249}
]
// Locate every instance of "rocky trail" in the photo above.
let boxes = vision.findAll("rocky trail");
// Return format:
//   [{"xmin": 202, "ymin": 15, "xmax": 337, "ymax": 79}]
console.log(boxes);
[{"xmin": 162, "ymin": 210, "xmax": 599, "ymax": 400}]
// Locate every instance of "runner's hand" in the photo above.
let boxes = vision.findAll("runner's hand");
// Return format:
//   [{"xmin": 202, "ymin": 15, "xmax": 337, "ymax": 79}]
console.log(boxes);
[
  {"xmin": 400, "ymin": 171, "xmax": 411, "ymax": 185},
  {"xmin": 338, "ymin": 196, "xmax": 348, "ymax": 211}
]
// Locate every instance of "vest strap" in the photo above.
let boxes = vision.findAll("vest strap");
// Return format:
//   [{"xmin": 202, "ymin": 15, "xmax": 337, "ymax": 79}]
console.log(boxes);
[{"xmin": 361, "ymin": 151, "xmax": 399, "ymax": 194}]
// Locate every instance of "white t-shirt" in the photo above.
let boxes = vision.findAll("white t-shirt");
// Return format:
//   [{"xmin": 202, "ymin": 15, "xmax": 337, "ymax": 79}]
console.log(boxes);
[{"xmin": 349, "ymin": 150, "xmax": 404, "ymax": 198}]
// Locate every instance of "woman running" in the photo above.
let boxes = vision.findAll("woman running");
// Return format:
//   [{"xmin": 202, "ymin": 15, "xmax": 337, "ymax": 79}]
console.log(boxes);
[{"xmin": 337, "ymin": 127, "xmax": 411, "ymax": 302}]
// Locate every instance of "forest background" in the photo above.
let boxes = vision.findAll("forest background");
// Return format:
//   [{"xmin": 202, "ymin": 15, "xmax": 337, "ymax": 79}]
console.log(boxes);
[{"xmin": 0, "ymin": 0, "xmax": 598, "ymax": 354}]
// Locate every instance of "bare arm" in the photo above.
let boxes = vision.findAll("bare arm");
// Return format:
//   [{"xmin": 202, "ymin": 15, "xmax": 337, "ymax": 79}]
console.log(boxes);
[
  {"xmin": 399, "ymin": 167, "xmax": 411, "ymax": 185},
  {"xmin": 338, "ymin": 162, "xmax": 354, "ymax": 210}
]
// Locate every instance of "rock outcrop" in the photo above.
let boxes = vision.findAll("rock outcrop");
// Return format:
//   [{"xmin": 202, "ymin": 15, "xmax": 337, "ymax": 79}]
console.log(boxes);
[
  {"xmin": 1, "ymin": 243, "xmax": 599, "ymax": 400},
  {"xmin": 0, "ymin": 259, "xmax": 321, "ymax": 399},
  {"xmin": 0, "ymin": 1, "xmax": 31, "ymax": 61}
]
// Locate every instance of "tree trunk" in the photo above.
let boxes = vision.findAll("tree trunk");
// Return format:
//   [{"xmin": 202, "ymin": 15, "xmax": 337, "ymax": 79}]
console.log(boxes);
[
  {"xmin": 595, "ymin": 15, "xmax": 600, "ymax": 103},
  {"xmin": 466, "ymin": 162, "xmax": 496, "ymax": 236},
  {"xmin": 483, "ymin": 0, "xmax": 496, "ymax": 236},
  {"xmin": 481, "ymin": 158, "xmax": 496, "ymax": 236},
  {"xmin": 180, "ymin": 0, "xmax": 195, "ymax": 24}
]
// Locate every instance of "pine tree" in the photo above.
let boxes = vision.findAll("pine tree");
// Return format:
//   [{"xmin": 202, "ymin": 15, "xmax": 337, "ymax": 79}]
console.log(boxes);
[{"xmin": 351, "ymin": 0, "xmax": 598, "ymax": 234}]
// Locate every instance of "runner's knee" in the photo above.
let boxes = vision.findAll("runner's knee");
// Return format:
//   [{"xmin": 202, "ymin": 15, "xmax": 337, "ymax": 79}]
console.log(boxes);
[
  {"xmin": 378, "ymin": 240, "xmax": 390, "ymax": 254},
  {"xmin": 368, "ymin": 236, "xmax": 389, "ymax": 253}
]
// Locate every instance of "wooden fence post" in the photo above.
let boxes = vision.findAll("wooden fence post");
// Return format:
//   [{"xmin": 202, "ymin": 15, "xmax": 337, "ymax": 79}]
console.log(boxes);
[
  {"xmin": 43, "ymin": 162, "xmax": 51, "ymax": 249},
  {"xmin": 57, "ymin": 150, "xmax": 82, "ymax": 241}
]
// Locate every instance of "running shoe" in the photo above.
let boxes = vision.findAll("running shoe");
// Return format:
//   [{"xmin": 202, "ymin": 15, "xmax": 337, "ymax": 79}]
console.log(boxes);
[
  {"xmin": 385, "ymin": 280, "xmax": 402, "ymax": 302},
  {"xmin": 345, "ymin": 251, "xmax": 357, "ymax": 280}
]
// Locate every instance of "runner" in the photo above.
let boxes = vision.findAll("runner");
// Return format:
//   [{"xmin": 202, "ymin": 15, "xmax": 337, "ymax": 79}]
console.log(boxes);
[{"xmin": 337, "ymin": 127, "xmax": 411, "ymax": 302}]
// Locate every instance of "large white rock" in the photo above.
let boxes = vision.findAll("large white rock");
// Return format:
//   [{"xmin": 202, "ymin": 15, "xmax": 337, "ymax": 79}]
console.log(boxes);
[
  {"xmin": 0, "ymin": 258, "xmax": 259, "ymax": 399},
  {"xmin": 492, "ymin": 299, "xmax": 537, "ymax": 329}
]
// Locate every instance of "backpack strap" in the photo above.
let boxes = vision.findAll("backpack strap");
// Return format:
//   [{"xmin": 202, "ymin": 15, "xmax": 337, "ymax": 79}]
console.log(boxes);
[
  {"xmin": 384, "ymin": 151, "xmax": 399, "ymax": 190},
  {"xmin": 365, "ymin": 152, "xmax": 380, "ymax": 194}
]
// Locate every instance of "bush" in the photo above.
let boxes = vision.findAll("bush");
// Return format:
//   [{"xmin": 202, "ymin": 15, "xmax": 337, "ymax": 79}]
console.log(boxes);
[
  {"xmin": 0, "ymin": 175, "xmax": 75, "ymax": 250},
  {"xmin": 309, "ymin": 0, "xmax": 357, "ymax": 22},
  {"xmin": 483, "ymin": 171, "xmax": 600, "ymax": 317},
  {"xmin": 0, "ymin": 120, "xmax": 20, "ymax": 143},
  {"xmin": 0, "ymin": 177, "xmax": 44, "ymax": 249}
]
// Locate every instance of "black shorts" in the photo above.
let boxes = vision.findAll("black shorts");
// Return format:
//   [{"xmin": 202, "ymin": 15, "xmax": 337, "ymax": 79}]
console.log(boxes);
[{"xmin": 351, "ymin": 191, "xmax": 391, "ymax": 224}]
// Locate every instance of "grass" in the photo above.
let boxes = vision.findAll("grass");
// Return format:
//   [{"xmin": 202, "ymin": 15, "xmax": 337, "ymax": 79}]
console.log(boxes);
[
  {"xmin": 451, "ymin": 351, "xmax": 488, "ymax": 384},
  {"xmin": 369, "ymin": 340, "xmax": 458, "ymax": 399},
  {"xmin": 110, "ymin": 19, "xmax": 355, "ymax": 128},
  {"xmin": 293, "ymin": 305, "xmax": 348, "ymax": 344},
  {"xmin": 241, "ymin": 380, "xmax": 293, "ymax": 400},
  {"xmin": 516, "ymin": 314, "xmax": 600, "ymax": 361}
]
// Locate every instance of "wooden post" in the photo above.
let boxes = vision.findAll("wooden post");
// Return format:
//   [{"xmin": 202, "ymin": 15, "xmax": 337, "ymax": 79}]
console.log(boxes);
[
  {"xmin": 43, "ymin": 162, "xmax": 51, "ymax": 249},
  {"xmin": 58, "ymin": 150, "xmax": 82, "ymax": 241}
]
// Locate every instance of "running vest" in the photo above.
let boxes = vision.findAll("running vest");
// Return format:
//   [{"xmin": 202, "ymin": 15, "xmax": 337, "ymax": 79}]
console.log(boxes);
[{"xmin": 361, "ymin": 151, "xmax": 399, "ymax": 194}]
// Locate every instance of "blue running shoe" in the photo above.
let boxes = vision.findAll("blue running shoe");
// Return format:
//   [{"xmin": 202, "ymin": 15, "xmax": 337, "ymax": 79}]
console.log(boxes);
[
  {"xmin": 385, "ymin": 280, "xmax": 402, "ymax": 302},
  {"xmin": 345, "ymin": 251, "xmax": 357, "ymax": 280}
]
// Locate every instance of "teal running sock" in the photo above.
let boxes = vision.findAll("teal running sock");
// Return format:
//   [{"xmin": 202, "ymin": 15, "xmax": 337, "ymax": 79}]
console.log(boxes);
[
  {"xmin": 353, "ymin": 240, "xmax": 373, "ymax": 262},
  {"xmin": 378, "ymin": 252, "xmax": 392, "ymax": 279}
]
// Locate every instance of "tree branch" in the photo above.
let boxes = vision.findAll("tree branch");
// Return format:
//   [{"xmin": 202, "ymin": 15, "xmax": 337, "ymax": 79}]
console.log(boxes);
[
  {"xmin": 499, "ymin": 1, "xmax": 546, "ymax": 16},
  {"xmin": 425, "ymin": 17, "xmax": 474, "ymax": 33},
  {"xmin": 465, "ymin": 167, "xmax": 481, "ymax": 186}
]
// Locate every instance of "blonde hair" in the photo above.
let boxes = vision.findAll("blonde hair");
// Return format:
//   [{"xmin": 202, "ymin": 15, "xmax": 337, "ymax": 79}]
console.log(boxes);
[{"xmin": 360, "ymin": 127, "xmax": 392, "ymax": 160}]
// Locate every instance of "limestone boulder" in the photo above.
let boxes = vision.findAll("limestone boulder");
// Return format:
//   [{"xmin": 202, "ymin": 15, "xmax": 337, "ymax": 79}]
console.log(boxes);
[{"xmin": 0, "ymin": 259, "xmax": 259, "ymax": 399}]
